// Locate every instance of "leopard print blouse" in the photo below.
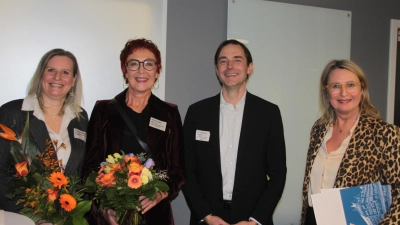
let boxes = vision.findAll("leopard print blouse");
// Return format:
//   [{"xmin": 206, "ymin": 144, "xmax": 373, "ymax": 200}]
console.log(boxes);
[{"xmin": 300, "ymin": 112, "xmax": 400, "ymax": 225}]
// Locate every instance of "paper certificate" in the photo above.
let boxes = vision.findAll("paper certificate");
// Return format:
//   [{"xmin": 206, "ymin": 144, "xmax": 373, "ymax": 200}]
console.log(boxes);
[{"xmin": 311, "ymin": 182, "xmax": 391, "ymax": 225}]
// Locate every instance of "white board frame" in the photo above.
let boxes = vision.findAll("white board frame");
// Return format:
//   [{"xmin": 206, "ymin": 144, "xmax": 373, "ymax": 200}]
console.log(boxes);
[
  {"xmin": 386, "ymin": 19, "xmax": 400, "ymax": 123},
  {"xmin": 228, "ymin": 1, "xmax": 351, "ymax": 224}
]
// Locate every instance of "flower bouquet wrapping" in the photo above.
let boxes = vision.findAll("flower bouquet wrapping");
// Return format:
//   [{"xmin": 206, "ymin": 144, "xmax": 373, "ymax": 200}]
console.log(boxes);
[
  {"xmin": 0, "ymin": 115, "xmax": 91, "ymax": 225},
  {"xmin": 85, "ymin": 152, "xmax": 169, "ymax": 225}
]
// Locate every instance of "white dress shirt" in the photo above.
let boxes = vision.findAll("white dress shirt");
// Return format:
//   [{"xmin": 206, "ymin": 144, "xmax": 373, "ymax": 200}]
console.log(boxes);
[{"xmin": 219, "ymin": 91, "xmax": 246, "ymax": 201}]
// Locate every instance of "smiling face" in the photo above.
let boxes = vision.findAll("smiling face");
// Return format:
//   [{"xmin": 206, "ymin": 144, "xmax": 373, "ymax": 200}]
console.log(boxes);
[
  {"xmin": 124, "ymin": 48, "xmax": 159, "ymax": 95},
  {"xmin": 327, "ymin": 68, "xmax": 362, "ymax": 117},
  {"xmin": 40, "ymin": 56, "xmax": 76, "ymax": 102},
  {"xmin": 215, "ymin": 44, "xmax": 253, "ymax": 91}
]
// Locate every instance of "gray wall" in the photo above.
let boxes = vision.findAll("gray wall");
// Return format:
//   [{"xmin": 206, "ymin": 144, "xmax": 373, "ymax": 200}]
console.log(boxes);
[
  {"xmin": 165, "ymin": 1, "xmax": 226, "ymax": 224},
  {"xmin": 165, "ymin": 0, "xmax": 400, "ymax": 224}
]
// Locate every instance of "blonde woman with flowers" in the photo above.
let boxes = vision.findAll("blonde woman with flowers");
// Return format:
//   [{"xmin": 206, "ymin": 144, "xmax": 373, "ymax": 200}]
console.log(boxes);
[{"xmin": 0, "ymin": 49, "xmax": 88, "ymax": 217}]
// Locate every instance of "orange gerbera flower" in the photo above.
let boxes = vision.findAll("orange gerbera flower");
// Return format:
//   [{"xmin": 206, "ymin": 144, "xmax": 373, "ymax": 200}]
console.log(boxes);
[
  {"xmin": 128, "ymin": 162, "xmax": 144, "ymax": 173},
  {"xmin": 15, "ymin": 161, "xmax": 28, "ymax": 178},
  {"xmin": 0, "ymin": 124, "xmax": 17, "ymax": 141},
  {"xmin": 59, "ymin": 194, "xmax": 77, "ymax": 212},
  {"xmin": 49, "ymin": 172, "xmax": 68, "ymax": 189},
  {"xmin": 96, "ymin": 171, "xmax": 116, "ymax": 187},
  {"xmin": 128, "ymin": 175, "xmax": 142, "ymax": 189},
  {"xmin": 46, "ymin": 189, "xmax": 58, "ymax": 201}
]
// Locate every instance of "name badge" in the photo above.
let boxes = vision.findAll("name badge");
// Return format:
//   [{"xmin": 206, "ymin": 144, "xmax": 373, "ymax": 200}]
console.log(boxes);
[
  {"xmin": 195, "ymin": 130, "xmax": 210, "ymax": 142},
  {"xmin": 149, "ymin": 117, "xmax": 167, "ymax": 131},
  {"xmin": 74, "ymin": 128, "xmax": 87, "ymax": 142}
]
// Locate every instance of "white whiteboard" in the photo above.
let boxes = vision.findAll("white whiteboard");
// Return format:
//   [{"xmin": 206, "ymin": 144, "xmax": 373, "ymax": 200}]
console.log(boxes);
[
  {"xmin": 228, "ymin": 1, "xmax": 351, "ymax": 224},
  {"xmin": 0, "ymin": 0, "xmax": 167, "ymax": 116}
]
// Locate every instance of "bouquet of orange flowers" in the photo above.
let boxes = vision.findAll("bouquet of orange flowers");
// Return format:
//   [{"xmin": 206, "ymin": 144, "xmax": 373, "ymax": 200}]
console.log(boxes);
[
  {"xmin": 0, "ymin": 115, "xmax": 91, "ymax": 225},
  {"xmin": 85, "ymin": 151, "xmax": 169, "ymax": 225}
]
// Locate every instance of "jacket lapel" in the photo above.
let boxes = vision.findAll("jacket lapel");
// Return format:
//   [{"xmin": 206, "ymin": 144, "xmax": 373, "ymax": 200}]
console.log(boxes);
[
  {"xmin": 208, "ymin": 95, "xmax": 222, "ymax": 171},
  {"xmin": 146, "ymin": 95, "xmax": 169, "ymax": 151},
  {"xmin": 28, "ymin": 112, "xmax": 50, "ymax": 153}
]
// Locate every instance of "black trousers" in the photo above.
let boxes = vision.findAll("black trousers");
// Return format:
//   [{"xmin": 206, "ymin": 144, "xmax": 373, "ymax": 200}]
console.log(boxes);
[{"xmin": 304, "ymin": 207, "xmax": 317, "ymax": 225}]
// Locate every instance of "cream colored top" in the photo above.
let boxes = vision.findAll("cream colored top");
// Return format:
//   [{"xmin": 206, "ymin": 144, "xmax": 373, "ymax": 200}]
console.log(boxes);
[{"xmin": 308, "ymin": 116, "xmax": 359, "ymax": 206}]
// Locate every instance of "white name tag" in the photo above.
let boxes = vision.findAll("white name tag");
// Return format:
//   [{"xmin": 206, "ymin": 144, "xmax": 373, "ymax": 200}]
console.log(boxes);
[
  {"xmin": 195, "ymin": 130, "xmax": 210, "ymax": 142},
  {"xmin": 74, "ymin": 128, "xmax": 87, "ymax": 142},
  {"xmin": 149, "ymin": 117, "xmax": 167, "ymax": 131}
]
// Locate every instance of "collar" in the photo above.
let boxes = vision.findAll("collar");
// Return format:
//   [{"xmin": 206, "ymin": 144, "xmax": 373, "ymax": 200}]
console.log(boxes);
[
  {"xmin": 220, "ymin": 90, "xmax": 247, "ymax": 108},
  {"xmin": 21, "ymin": 95, "xmax": 76, "ymax": 121}
]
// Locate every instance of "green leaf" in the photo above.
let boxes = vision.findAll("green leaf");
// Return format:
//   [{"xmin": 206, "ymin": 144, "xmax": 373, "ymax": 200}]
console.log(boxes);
[
  {"xmin": 32, "ymin": 172, "xmax": 44, "ymax": 184},
  {"xmin": 143, "ymin": 188, "xmax": 156, "ymax": 200},
  {"xmin": 72, "ymin": 216, "xmax": 89, "ymax": 225},
  {"xmin": 68, "ymin": 200, "xmax": 92, "ymax": 217},
  {"xmin": 9, "ymin": 141, "xmax": 24, "ymax": 162},
  {"xmin": 21, "ymin": 113, "xmax": 30, "ymax": 154},
  {"xmin": 84, "ymin": 173, "xmax": 97, "ymax": 187},
  {"xmin": 154, "ymin": 180, "xmax": 170, "ymax": 191},
  {"xmin": 42, "ymin": 179, "xmax": 53, "ymax": 190}
]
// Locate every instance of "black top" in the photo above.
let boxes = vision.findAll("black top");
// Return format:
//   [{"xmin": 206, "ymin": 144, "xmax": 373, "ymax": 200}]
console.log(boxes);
[{"xmin": 121, "ymin": 104, "xmax": 150, "ymax": 155}]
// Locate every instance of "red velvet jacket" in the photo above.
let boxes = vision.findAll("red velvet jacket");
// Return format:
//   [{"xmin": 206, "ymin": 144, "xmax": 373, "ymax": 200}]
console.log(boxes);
[{"xmin": 82, "ymin": 89, "xmax": 185, "ymax": 225}]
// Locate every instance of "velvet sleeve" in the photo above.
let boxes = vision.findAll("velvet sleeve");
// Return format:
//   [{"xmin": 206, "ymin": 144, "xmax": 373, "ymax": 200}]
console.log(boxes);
[
  {"xmin": 82, "ymin": 100, "xmax": 107, "ymax": 180},
  {"xmin": 164, "ymin": 105, "xmax": 185, "ymax": 201}
]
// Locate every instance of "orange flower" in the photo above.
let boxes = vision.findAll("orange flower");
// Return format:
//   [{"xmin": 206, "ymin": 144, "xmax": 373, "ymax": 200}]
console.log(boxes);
[
  {"xmin": 49, "ymin": 172, "xmax": 68, "ymax": 189},
  {"xmin": 128, "ymin": 162, "xmax": 143, "ymax": 173},
  {"xmin": 124, "ymin": 155, "xmax": 139, "ymax": 163},
  {"xmin": 59, "ymin": 194, "xmax": 77, "ymax": 212},
  {"xmin": 15, "ymin": 161, "xmax": 28, "ymax": 178},
  {"xmin": 0, "ymin": 124, "xmax": 17, "ymax": 141},
  {"xmin": 110, "ymin": 163, "xmax": 122, "ymax": 172},
  {"xmin": 96, "ymin": 171, "xmax": 116, "ymax": 187},
  {"xmin": 46, "ymin": 189, "xmax": 58, "ymax": 201},
  {"xmin": 128, "ymin": 175, "xmax": 142, "ymax": 189}
]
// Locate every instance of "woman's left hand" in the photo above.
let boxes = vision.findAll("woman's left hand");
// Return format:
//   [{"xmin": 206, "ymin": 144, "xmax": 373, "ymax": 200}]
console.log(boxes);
[{"xmin": 139, "ymin": 191, "xmax": 168, "ymax": 214}]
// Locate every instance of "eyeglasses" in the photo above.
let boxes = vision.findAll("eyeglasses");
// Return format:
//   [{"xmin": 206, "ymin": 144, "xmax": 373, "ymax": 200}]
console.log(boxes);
[
  {"xmin": 125, "ymin": 59, "xmax": 157, "ymax": 71},
  {"xmin": 325, "ymin": 82, "xmax": 362, "ymax": 94}
]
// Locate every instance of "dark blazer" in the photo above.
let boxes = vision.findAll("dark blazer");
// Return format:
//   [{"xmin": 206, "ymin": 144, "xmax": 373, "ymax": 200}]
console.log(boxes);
[
  {"xmin": 300, "ymin": 112, "xmax": 400, "ymax": 225},
  {"xmin": 0, "ymin": 99, "xmax": 88, "ymax": 212},
  {"xmin": 82, "ymin": 89, "xmax": 185, "ymax": 225},
  {"xmin": 183, "ymin": 92, "xmax": 286, "ymax": 225}
]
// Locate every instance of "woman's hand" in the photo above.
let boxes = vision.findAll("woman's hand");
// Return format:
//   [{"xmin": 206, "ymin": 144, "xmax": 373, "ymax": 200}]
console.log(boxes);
[
  {"xmin": 139, "ymin": 191, "xmax": 168, "ymax": 214},
  {"xmin": 103, "ymin": 207, "xmax": 118, "ymax": 225}
]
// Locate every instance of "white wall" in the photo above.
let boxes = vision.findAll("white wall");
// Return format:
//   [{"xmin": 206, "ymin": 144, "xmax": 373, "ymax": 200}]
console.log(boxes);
[
  {"xmin": 0, "ymin": 0, "xmax": 167, "ymax": 116},
  {"xmin": 228, "ymin": 1, "xmax": 351, "ymax": 224}
]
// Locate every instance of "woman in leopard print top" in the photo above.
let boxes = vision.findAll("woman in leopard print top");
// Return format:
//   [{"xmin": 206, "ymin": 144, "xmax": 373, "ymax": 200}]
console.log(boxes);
[{"xmin": 300, "ymin": 60, "xmax": 400, "ymax": 225}]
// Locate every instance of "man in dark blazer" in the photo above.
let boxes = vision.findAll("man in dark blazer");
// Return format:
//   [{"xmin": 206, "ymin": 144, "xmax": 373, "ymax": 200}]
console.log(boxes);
[{"xmin": 183, "ymin": 39, "xmax": 286, "ymax": 225}]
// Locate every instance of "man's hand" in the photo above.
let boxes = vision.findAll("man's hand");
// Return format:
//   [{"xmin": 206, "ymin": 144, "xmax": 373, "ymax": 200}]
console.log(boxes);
[{"xmin": 204, "ymin": 215, "xmax": 230, "ymax": 225}]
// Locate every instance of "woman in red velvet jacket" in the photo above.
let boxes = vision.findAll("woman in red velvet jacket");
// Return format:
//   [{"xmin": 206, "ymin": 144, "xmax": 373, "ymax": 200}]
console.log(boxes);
[{"xmin": 82, "ymin": 38, "xmax": 185, "ymax": 225}]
